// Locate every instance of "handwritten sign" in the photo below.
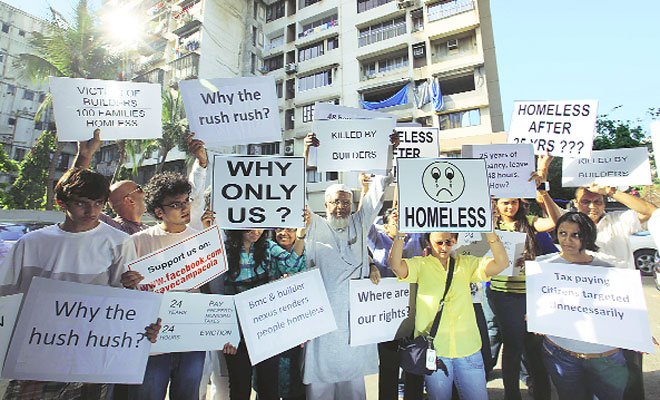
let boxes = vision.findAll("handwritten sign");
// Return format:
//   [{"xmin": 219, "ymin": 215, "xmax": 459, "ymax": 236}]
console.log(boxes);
[
  {"xmin": 508, "ymin": 100, "xmax": 598, "ymax": 158},
  {"xmin": 349, "ymin": 279, "xmax": 411, "ymax": 346},
  {"xmin": 151, "ymin": 292, "xmax": 239, "ymax": 353},
  {"xmin": 212, "ymin": 155, "xmax": 305, "ymax": 229},
  {"xmin": 0, "ymin": 294, "xmax": 22, "ymax": 367},
  {"xmin": 397, "ymin": 158, "xmax": 492, "ymax": 232},
  {"xmin": 562, "ymin": 147, "xmax": 653, "ymax": 187},
  {"xmin": 393, "ymin": 127, "xmax": 440, "ymax": 178},
  {"xmin": 454, "ymin": 230, "xmax": 526, "ymax": 276},
  {"xmin": 179, "ymin": 77, "xmax": 281, "ymax": 146},
  {"xmin": 526, "ymin": 262, "xmax": 654, "ymax": 353},
  {"xmin": 463, "ymin": 144, "xmax": 536, "ymax": 198},
  {"xmin": 313, "ymin": 118, "xmax": 394, "ymax": 172},
  {"xmin": 128, "ymin": 226, "xmax": 227, "ymax": 293},
  {"xmin": 233, "ymin": 269, "xmax": 337, "ymax": 365},
  {"xmin": 50, "ymin": 77, "xmax": 162, "ymax": 141},
  {"xmin": 2, "ymin": 278, "xmax": 161, "ymax": 383}
]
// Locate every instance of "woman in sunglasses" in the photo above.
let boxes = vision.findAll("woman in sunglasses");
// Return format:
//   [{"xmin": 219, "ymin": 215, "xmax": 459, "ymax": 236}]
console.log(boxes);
[{"xmin": 387, "ymin": 217, "xmax": 509, "ymax": 400}]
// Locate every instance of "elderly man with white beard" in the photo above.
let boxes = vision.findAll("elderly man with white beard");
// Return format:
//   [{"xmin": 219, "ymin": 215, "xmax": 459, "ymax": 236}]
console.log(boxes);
[{"xmin": 300, "ymin": 132, "xmax": 398, "ymax": 400}]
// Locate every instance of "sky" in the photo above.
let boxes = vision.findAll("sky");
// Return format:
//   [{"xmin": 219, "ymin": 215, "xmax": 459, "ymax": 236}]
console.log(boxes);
[{"xmin": 5, "ymin": 0, "xmax": 660, "ymax": 133}]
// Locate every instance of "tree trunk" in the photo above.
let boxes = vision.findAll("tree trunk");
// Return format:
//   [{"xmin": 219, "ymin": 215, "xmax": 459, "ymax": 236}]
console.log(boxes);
[
  {"xmin": 111, "ymin": 140, "xmax": 127, "ymax": 184},
  {"xmin": 156, "ymin": 148, "xmax": 170, "ymax": 173},
  {"xmin": 45, "ymin": 139, "xmax": 63, "ymax": 210}
]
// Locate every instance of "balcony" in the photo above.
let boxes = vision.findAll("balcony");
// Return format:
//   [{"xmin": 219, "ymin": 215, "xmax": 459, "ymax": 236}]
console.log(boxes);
[
  {"xmin": 299, "ymin": 19, "xmax": 338, "ymax": 40},
  {"xmin": 358, "ymin": 21, "xmax": 406, "ymax": 48},
  {"xmin": 427, "ymin": 0, "xmax": 475, "ymax": 22},
  {"xmin": 172, "ymin": 2, "xmax": 203, "ymax": 37},
  {"xmin": 133, "ymin": 68, "xmax": 165, "ymax": 86},
  {"xmin": 167, "ymin": 52, "xmax": 200, "ymax": 87}
]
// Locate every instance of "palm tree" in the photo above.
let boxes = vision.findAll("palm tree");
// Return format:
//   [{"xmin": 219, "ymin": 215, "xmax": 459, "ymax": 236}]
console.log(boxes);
[{"xmin": 14, "ymin": 0, "xmax": 120, "ymax": 209}]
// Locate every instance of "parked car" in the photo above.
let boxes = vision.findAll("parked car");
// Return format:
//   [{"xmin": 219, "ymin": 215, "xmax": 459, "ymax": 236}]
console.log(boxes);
[
  {"xmin": 629, "ymin": 231, "xmax": 658, "ymax": 276},
  {"xmin": 0, "ymin": 222, "xmax": 53, "ymax": 248}
]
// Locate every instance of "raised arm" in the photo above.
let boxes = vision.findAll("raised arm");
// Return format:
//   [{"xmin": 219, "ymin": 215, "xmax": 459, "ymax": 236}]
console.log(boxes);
[
  {"xmin": 73, "ymin": 129, "xmax": 102, "ymax": 169},
  {"xmin": 529, "ymin": 155, "xmax": 561, "ymax": 232},
  {"xmin": 303, "ymin": 132, "xmax": 319, "ymax": 168},
  {"xmin": 588, "ymin": 183, "xmax": 657, "ymax": 223},
  {"xmin": 386, "ymin": 209, "xmax": 409, "ymax": 279},
  {"xmin": 291, "ymin": 206, "xmax": 310, "ymax": 257},
  {"xmin": 483, "ymin": 231, "xmax": 509, "ymax": 277}
]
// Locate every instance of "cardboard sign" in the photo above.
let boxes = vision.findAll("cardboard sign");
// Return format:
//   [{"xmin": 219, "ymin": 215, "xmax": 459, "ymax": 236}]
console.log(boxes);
[
  {"xmin": 349, "ymin": 278, "xmax": 410, "ymax": 346},
  {"xmin": 179, "ymin": 77, "xmax": 281, "ymax": 146},
  {"xmin": 562, "ymin": 147, "xmax": 653, "ymax": 187},
  {"xmin": 508, "ymin": 100, "xmax": 598, "ymax": 158},
  {"xmin": 526, "ymin": 262, "xmax": 654, "ymax": 353},
  {"xmin": 393, "ymin": 127, "xmax": 440, "ymax": 178},
  {"xmin": 397, "ymin": 158, "xmax": 493, "ymax": 232},
  {"xmin": 233, "ymin": 269, "xmax": 337, "ymax": 365},
  {"xmin": 212, "ymin": 155, "xmax": 305, "ymax": 229},
  {"xmin": 151, "ymin": 292, "xmax": 239, "ymax": 353},
  {"xmin": 313, "ymin": 103, "xmax": 396, "ymax": 121},
  {"xmin": 652, "ymin": 121, "xmax": 660, "ymax": 178},
  {"xmin": 0, "ymin": 294, "xmax": 22, "ymax": 367},
  {"xmin": 462, "ymin": 144, "xmax": 536, "ymax": 198},
  {"xmin": 313, "ymin": 118, "xmax": 395, "ymax": 172},
  {"xmin": 50, "ymin": 77, "xmax": 162, "ymax": 141},
  {"xmin": 2, "ymin": 278, "xmax": 161, "ymax": 383},
  {"xmin": 128, "ymin": 226, "xmax": 227, "ymax": 293},
  {"xmin": 454, "ymin": 230, "xmax": 527, "ymax": 276}
]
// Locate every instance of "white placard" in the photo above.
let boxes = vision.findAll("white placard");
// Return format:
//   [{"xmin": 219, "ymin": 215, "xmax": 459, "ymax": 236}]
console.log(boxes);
[
  {"xmin": 393, "ymin": 127, "xmax": 440, "ymax": 178},
  {"xmin": 313, "ymin": 118, "xmax": 394, "ymax": 172},
  {"xmin": 2, "ymin": 278, "xmax": 161, "ymax": 383},
  {"xmin": 128, "ymin": 226, "xmax": 227, "ymax": 293},
  {"xmin": 233, "ymin": 269, "xmax": 337, "ymax": 365},
  {"xmin": 313, "ymin": 103, "xmax": 396, "ymax": 121},
  {"xmin": 454, "ymin": 230, "xmax": 527, "ymax": 276},
  {"xmin": 526, "ymin": 262, "xmax": 654, "ymax": 353},
  {"xmin": 562, "ymin": 147, "xmax": 653, "ymax": 187},
  {"xmin": 212, "ymin": 155, "xmax": 305, "ymax": 229},
  {"xmin": 651, "ymin": 121, "xmax": 660, "ymax": 178},
  {"xmin": 349, "ymin": 278, "xmax": 410, "ymax": 346},
  {"xmin": 0, "ymin": 294, "xmax": 22, "ymax": 367},
  {"xmin": 179, "ymin": 77, "xmax": 281, "ymax": 146},
  {"xmin": 508, "ymin": 100, "xmax": 598, "ymax": 158},
  {"xmin": 50, "ymin": 77, "xmax": 162, "ymax": 141},
  {"xmin": 397, "ymin": 158, "xmax": 493, "ymax": 232},
  {"xmin": 151, "ymin": 292, "xmax": 239, "ymax": 353},
  {"xmin": 462, "ymin": 144, "xmax": 537, "ymax": 198}
]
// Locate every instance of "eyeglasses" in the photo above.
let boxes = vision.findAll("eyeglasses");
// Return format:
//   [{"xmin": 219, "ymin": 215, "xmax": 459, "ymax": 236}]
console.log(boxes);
[
  {"xmin": 579, "ymin": 199, "xmax": 604, "ymax": 206},
  {"xmin": 161, "ymin": 197, "xmax": 192, "ymax": 210},
  {"xmin": 328, "ymin": 200, "xmax": 352, "ymax": 207},
  {"xmin": 124, "ymin": 185, "xmax": 142, "ymax": 198},
  {"xmin": 434, "ymin": 240, "xmax": 455, "ymax": 247}
]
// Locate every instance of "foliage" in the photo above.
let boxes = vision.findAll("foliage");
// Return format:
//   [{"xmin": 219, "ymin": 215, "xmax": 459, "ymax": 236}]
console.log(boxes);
[
  {"xmin": 0, "ymin": 146, "xmax": 19, "ymax": 207},
  {"xmin": 4, "ymin": 131, "xmax": 56, "ymax": 209},
  {"xmin": 158, "ymin": 89, "xmax": 190, "ymax": 172}
]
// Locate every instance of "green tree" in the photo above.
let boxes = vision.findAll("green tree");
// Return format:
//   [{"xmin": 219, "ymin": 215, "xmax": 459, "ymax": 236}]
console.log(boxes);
[
  {"xmin": 13, "ymin": 0, "xmax": 120, "ymax": 209},
  {"xmin": 0, "ymin": 145, "xmax": 18, "ymax": 207}
]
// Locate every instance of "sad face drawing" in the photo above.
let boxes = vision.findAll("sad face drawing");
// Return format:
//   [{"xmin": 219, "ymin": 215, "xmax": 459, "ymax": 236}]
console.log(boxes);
[{"xmin": 421, "ymin": 161, "xmax": 466, "ymax": 203}]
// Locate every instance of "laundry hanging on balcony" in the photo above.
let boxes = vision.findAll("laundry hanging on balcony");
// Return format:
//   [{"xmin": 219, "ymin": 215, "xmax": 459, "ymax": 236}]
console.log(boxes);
[
  {"xmin": 430, "ymin": 78, "xmax": 443, "ymax": 112},
  {"xmin": 413, "ymin": 80, "xmax": 431, "ymax": 108},
  {"xmin": 360, "ymin": 84, "xmax": 409, "ymax": 110}
]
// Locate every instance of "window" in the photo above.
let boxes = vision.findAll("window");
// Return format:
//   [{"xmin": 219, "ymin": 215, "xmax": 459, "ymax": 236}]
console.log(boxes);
[
  {"xmin": 251, "ymin": 53, "xmax": 256, "ymax": 74},
  {"xmin": 34, "ymin": 120, "xmax": 44, "ymax": 130},
  {"xmin": 38, "ymin": 93, "xmax": 46, "ymax": 103},
  {"xmin": 438, "ymin": 108, "xmax": 480, "ymax": 130},
  {"xmin": 362, "ymin": 52, "xmax": 408, "ymax": 79},
  {"xmin": 0, "ymin": 53, "xmax": 4, "ymax": 63},
  {"xmin": 265, "ymin": 35, "xmax": 284, "ymax": 52},
  {"xmin": 18, "ymin": 29, "xmax": 25, "ymax": 37},
  {"xmin": 7, "ymin": 117, "xmax": 16, "ymax": 126},
  {"xmin": 411, "ymin": 9, "xmax": 424, "ymax": 31},
  {"xmin": 253, "ymin": 1, "xmax": 258, "ymax": 19},
  {"xmin": 276, "ymin": 81, "xmax": 283, "ymax": 98},
  {"xmin": 264, "ymin": 55, "xmax": 284, "ymax": 71},
  {"xmin": 1, "ymin": 23, "xmax": 9, "ymax": 33},
  {"xmin": 297, "ymin": 69, "xmax": 332, "ymax": 91},
  {"xmin": 358, "ymin": 16, "xmax": 406, "ymax": 47},
  {"xmin": 57, "ymin": 154, "xmax": 71, "ymax": 170},
  {"xmin": 298, "ymin": 41, "xmax": 323, "ymax": 62},
  {"xmin": 6, "ymin": 84, "xmax": 15, "ymax": 95},
  {"xmin": 439, "ymin": 74, "xmax": 475, "ymax": 95},
  {"xmin": 357, "ymin": 0, "xmax": 393, "ymax": 13},
  {"xmin": 285, "ymin": 109, "xmax": 294, "ymax": 130},
  {"xmin": 302, "ymin": 104, "xmax": 315, "ymax": 123},
  {"xmin": 327, "ymin": 36, "xmax": 339, "ymax": 50},
  {"xmin": 13, "ymin": 148, "xmax": 25, "ymax": 161},
  {"xmin": 252, "ymin": 27, "xmax": 257, "ymax": 46},
  {"xmin": 266, "ymin": 0, "xmax": 285, "ymax": 22},
  {"xmin": 23, "ymin": 89, "xmax": 35, "ymax": 101},
  {"xmin": 307, "ymin": 169, "xmax": 338, "ymax": 183},
  {"xmin": 301, "ymin": 0, "xmax": 321, "ymax": 8},
  {"xmin": 427, "ymin": 0, "xmax": 475, "ymax": 22},
  {"xmin": 299, "ymin": 14, "xmax": 338, "ymax": 39}
]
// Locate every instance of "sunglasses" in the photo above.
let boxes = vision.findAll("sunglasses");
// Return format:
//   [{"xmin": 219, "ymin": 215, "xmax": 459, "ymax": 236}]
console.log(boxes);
[
  {"xmin": 124, "ymin": 185, "xmax": 142, "ymax": 198},
  {"xmin": 434, "ymin": 240, "xmax": 455, "ymax": 247}
]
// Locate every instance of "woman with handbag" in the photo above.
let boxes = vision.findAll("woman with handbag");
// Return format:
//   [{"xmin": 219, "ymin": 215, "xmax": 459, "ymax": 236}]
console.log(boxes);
[{"xmin": 388, "ymin": 219, "xmax": 509, "ymax": 400}]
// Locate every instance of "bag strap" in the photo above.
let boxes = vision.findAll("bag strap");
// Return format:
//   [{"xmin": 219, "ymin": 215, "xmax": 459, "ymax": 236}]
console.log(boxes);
[{"xmin": 428, "ymin": 257, "xmax": 455, "ymax": 339}]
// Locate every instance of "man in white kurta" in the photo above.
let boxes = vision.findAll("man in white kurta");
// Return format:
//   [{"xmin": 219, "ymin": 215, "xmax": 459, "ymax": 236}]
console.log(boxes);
[{"xmin": 303, "ymin": 174, "xmax": 391, "ymax": 400}]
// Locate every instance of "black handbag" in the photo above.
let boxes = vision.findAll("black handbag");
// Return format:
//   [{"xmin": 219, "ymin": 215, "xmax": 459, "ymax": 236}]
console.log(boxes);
[{"xmin": 398, "ymin": 257, "xmax": 455, "ymax": 376}]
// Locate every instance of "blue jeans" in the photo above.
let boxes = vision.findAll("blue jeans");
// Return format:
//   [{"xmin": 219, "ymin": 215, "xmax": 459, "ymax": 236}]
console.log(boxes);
[
  {"xmin": 542, "ymin": 339, "xmax": 628, "ymax": 400},
  {"xmin": 124, "ymin": 351, "xmax": 205, "ymax": 400},
  {"xmin": 424, "ymin": 351, "xmax": 487, "ymax": 400}
]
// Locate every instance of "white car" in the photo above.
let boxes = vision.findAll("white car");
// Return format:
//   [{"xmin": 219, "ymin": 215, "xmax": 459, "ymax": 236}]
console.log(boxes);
[{"xmin": 629, "ymin": 231, "xmax": 658, "ymax": 276}]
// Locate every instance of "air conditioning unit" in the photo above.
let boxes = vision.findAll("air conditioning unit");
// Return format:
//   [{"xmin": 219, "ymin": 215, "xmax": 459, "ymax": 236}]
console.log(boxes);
[
  {"xmin": 447, "ymin": 39, "xmax": 459, "ymax": 50},
  {"xmin": 284, "ymin": 144, "xmax": 294, "ymax": 155},
  {"xmin": 412, "ymin": 45, "xmax": 425, "ymax": 58},
  {"xmin": 248, "ymin": 145, "xmax": 262, "ymax": 155},
  {"xmin": 285, "ymin": 63, "xmax": 297, "ymax": 73},
  {"xmin": 258, "ymin": 66, "xmax": 270, "ymax": 74},
  {"xmin": 397, "ymin": 0, "xmax": 415, "ymax": 9}
]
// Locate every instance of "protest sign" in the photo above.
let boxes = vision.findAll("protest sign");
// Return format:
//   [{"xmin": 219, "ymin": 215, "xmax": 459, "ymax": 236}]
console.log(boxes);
[
  {"xmin": 313, "ymin": 103, "xmax": 396, "ymax": 121},
  {"xmin": 151, "ymin": 292, "xmax": 239, "ymax": 353},
  {"xmin": 526, "ymin": 262, "xmax": 654, "ymax": 353},
  {"xmin": 2, "ymin": 278, "xmax": 161, "ymax": 383},
  {"xmin": 462, "ymin": 144, "xmax": 536, "ymax": 198},
  {"xmin": 179, "ymin": 77, "xmax": 281, "ymax": 146},
  {"xmin": 212, "ymin": 155, "xmax": 305, "ymax": 229},
  {"xmin": 454, "ymin": 230, "xmax": 526, "ymax": 276},
  {"xmin": 397, "ymin": 158, "xmax": 492, "ymax": 232},
  {"xmin": 128, "ymin": 225, "xmax": 227, "ymax": 293},
  {"xmin": 652, "ymin": 121, "xmax": 660, "ymax": 178},
  {"xmin": 313, "ymin": 118, "xmax": 395, "ymax": 172},
  {"xmin": 508, "ymin": 100, "xmax": 598, "ymax": 158},
  {"xmin": 0, "ymin": 294, "xmax": 22, "ymax": 367},
  {"xmin": 349, "ymin": 278, "xmax": 411, "ymax": 346},
  {"xmin": 233, "ymin": 269, "xmax": 337, "ymax": 365},
  {"xmin": 50, "ymin": 77, "xmax": 162, "ymax": 141},
  {"xmin": 393, "ymin": 127, "xmax": 440, "ymax": 178},
  {"xmin": 562, "ymin": 147, "xmax": 652, "ymax": 187}
]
